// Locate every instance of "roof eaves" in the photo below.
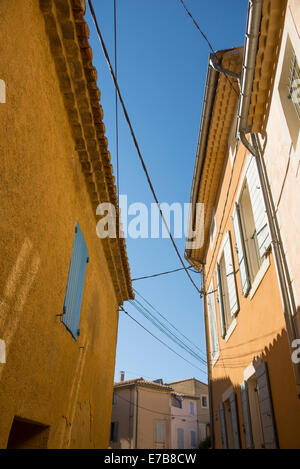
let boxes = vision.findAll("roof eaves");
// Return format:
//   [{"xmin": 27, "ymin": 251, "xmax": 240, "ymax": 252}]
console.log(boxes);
[{"xmin": 39, "ymin": 0, "xmax": 134, "ymax": 302}]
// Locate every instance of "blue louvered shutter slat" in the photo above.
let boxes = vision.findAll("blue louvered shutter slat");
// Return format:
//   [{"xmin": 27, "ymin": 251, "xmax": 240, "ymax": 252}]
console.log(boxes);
[{"xmin": 63, "ymin": 223, "xmax": 88, "ymax": 340}]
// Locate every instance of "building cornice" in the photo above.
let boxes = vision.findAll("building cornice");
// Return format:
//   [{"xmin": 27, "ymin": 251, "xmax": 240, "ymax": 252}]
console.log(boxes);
[{"xmin": 39, "ymin": 0, "xmax": 133, "ymax": 303}]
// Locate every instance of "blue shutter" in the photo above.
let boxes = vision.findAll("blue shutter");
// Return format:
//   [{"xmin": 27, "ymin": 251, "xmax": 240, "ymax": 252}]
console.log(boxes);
[
  {"xmin": 191, "ymin": 430, "xmax": 196, "ymax": 447},
  {"xmin": 177, "ymin": 428, "xmax": 184, "ymax": 449},
  {"xmin": 62, "ymin": 223, "xmax": 89, "ymax": 340}
]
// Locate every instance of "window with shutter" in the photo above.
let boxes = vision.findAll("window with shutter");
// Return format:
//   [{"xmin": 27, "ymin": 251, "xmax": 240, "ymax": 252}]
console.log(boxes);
[
  {"xmin": 232, "ymin": 156, "xmax": 271, "ymax": 294},
  {"xmin": 232, "ymin": 203, "xmax": 251, "ymax": 296},
  {"xmin": 240, "ymin": 381, "xmax": 254, "ymax": 449},
  {"xmin": 190, "ymin": 430, "xmax": 196, "ymax": 448},
  {"xmin": 62, "ymin": 223, "xmax": 89, "ymax": 340},
  {"xmin": 255, "ymin": 362, "xmax": 278, "ymax": 449},
  {"xmin": 229, "ymin": 392, "xmax": 241, "ymax": 449},
  {"xmin": 177, "ymin": 428, "xmax": 184, "ymax": 449},
  {"xmin": 246, "ymin": 156, "xmax": 271, "ymax": 261},
  {"xmin": 215, "ymin": 232, "xmax": 239, "ymax": 339},
  {"xmin": 207, "ymin": 281, "xmax": 219, "ymax": 363},
  {"xmin": 219, "ymin": 402, "xmax": 228, "ymax": 449},
  {"xmin": 110, "ymin": 421, "xmax": 118, "ymax": 442},
  {"xmin": 216, "ymin": 264, "xmax": 226, "ymax": 339},
  {"xmin": 155, "ymin": 420, "xmax": 166, "ymax": 444}
]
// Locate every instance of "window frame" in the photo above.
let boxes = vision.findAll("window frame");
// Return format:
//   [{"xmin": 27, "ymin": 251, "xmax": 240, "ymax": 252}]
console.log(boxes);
[
  {"xmin": 201, "ymin": 395, "xmax": 208, "ymax": 409},
  {"xmin": 216, "ymin": 231, "xmax": 239, "ymax": 340},
  {"xmin": 154, "ymin": 420, "xmax": 166, "ymax": 444},
  {"xmin": 233, "ymin": 155, "xmax": 271, "ymax": 300}
]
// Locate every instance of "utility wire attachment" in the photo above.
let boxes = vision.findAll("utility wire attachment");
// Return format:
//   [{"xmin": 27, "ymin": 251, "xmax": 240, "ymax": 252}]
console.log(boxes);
[{"xmin": 87, "ymin": 0, "xmax": 202, "ymax": 296}]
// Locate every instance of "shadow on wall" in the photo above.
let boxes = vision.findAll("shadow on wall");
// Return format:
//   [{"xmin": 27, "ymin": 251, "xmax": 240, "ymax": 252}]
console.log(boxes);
[{"xmin": 211, "ymin": 329, "xmax": 300, "ymax": 449}]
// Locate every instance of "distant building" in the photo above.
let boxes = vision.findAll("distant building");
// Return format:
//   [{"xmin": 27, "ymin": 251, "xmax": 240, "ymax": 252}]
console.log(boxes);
[
  {"xmin": 110, "ymin": 375, "xmax": 209, "ymax": 449},
  {"xmin": 0, "ymin": 0, "xmax": 133, "ymax": 448},
  {"xmin": 168, "ymin": 378, "xmax": 210, "ymax": 445}
]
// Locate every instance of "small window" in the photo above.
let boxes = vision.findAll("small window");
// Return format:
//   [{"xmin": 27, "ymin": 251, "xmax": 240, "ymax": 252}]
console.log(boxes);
[
  {"xmin": 110, "ymin": 421, "xmax": 118, "ymax": 442},
  {"xmin": 279, "ymin": 36, "xmax": 300, "ymax": 148},
  {"xmin": 201, "ymin": 395, "xmax": 208, "ymax": 408},
  {"xmin": 177, "ymin": 428, "xmax": 184, "ymax": 449},
  {"xmin": 62, "ymin": 223, "xmax": 89, "ymax": 340},
  {"xmin": 190, "ymin": 401, "xmax": 195, "ymax": 416},
  {"xmin": 155, "ymin": 420, "xmax": 166, "ymax": 444},
  {"xmin": 191, "ymin": 430, "xmax": 197, "ymax": 448},
  {"xmin": 239, "ymin": 180, "xmax": 262, "ymax": 282},
  {"xmin": 216, "ymin": 232, "xmax": 239, "ymax": 339},
  {"xmin": 112, "ymin": 392, "xmax": 117, "ymax": 405},
  {"xmin": 232, "ymin": 156, "xmax": 271, "ymax": 297},
  {"xmin": 7, "ymin": 417, "xmax": 50, "ymax": 449},
  {"xmin": 171, "ymin": 396, "xmax": 182, "ymax": 408},
  {"xmin": 288, "ymin": 50, "xmax": 300, "ymax": 120}
]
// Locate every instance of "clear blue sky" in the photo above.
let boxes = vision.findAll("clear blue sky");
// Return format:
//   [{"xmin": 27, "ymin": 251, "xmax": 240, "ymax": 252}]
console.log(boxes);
[{"xmin": 86, "ymin": 0, "xmax": 248, "ymax": 384}]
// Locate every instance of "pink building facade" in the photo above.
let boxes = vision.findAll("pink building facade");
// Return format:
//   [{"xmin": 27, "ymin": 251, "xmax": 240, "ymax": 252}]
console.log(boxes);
[{"xmin": 170, "ymin": 394, "xmax": 199, "ymax": 449}]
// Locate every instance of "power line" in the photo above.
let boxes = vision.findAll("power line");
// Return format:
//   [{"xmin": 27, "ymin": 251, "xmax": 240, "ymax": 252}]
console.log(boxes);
[
  {"xmin": 87, "ymin": 0, "xmax": 202, "ymax": 296},
  {"xmin": 134, "ymin": 289, "xmax": 207, "ymax": 358},
  {"xmin": 178, "ymin": 0, "xmax": 215, "ymax": 53},
  {"xmin": 130, "ymin": 298, "xmax": 207, "ymax": 366},
  {"xmin": 178, "ymin": 0, "xmax": 239, "ymax": 97},
  {"xmin": 132, "ymin": 265, "xmax": 199, "ymax": 282},
  {"xmin": 120, "ymin": 306, "xmax": 207, "ymax": 376},
  {"xmin": 114, "ymin": 0, "xmax": 119, "ymax": 200},
  {"xmin": 115, "ymin": 392, "xmax": 200, "ymax": 419}
]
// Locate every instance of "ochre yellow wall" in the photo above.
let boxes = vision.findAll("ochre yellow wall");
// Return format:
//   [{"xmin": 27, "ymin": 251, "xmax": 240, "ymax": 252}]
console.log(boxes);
[
  {"xmin": 0, "ymin": 0, "xmax": 119, "ymax": 448},
  {"xmin": 204, "ymin": 139, "xmax": 300, "ymax": 449},
  {"xmin": 137, "ymin": 387, "xmax": 171, "ymax": 449}
]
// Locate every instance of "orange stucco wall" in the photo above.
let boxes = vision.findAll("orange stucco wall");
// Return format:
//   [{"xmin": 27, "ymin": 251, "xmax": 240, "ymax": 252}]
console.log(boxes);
[
  {"xmin": 0, "ymin": 0, "xmax": 119, "ymax": 448},
  {"xmin": 204, "ymin": 136, "xmax": 300, "ymax": 448}
]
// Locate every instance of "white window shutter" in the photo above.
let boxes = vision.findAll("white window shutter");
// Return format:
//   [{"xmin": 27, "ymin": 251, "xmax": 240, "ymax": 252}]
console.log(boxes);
[
  {"xmin": 246, "ymin": 156, "xmax": 271, "ymax": 258},
  {"xmin": 256, "ymin": 362, "xmax": 278, "ymax": 449},
  {"xmin": 229, "ymin": 392, "xmax": 241, "ymax": 449},
  {"xmin": 216, "ymin": 265, "xmax": 226, "ymax": 339},
  {"xmin": 223, "ymin": 232, "xmax": 239, "ymax": 317},
  {"xmin": 240, "ymin": 381, "xmax": 254, "ymax": 449},
  {"xmin": 219, "ymin": 402, "xmax": 228, "ymax": 449},
  {"xmin": 232, "ymin": 203, "xmax": 251, "ymax": 296},
  {"xmin": 207, "ymin": 281, "xmax": 219, "ymax": 360}
]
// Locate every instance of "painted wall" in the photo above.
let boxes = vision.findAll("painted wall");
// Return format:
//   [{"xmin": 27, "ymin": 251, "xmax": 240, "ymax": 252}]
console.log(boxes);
[
  {"xmin": 110, "ymin": 385, "xmax": 171, "ymax": 449},
  {"xmin": 169, "ymin": 379, "xmax": 210, "ymax": 426},
  {"xmin": 204, "ymin": 112, "xmax": 300, "ymax": 448},
  {"xmin": 170, "ymin": 397, "xmax": 198, "ymax": 449},
  {"xmin": 0, "ymin": 0, "xmax": 120, "ymax": 448},
  {"xmin": 262, "ymin": 2, "xmax": 300, "ymax": 329}
]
